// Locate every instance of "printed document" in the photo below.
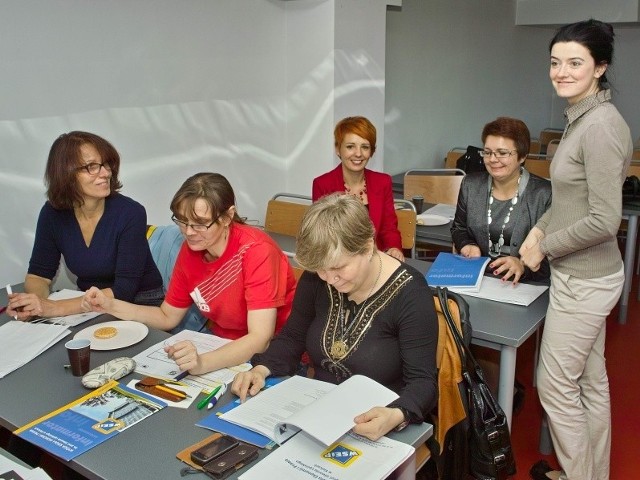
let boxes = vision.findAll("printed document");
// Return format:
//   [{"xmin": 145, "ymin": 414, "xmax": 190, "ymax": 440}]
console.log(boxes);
[
  {"xmin": 132, "ymin": 330, "xmax": 251, "ymax": 393},
  {"xmin": 239, "ymin": 430, "xmax": 413, "ymax": 480},
  {"xmin": 451, "ymin": 276, "xmax": 548, "ymax": 306},
  {"xmin": 219, "ymin": 375, "xmax": 399, "ymax": 446}
]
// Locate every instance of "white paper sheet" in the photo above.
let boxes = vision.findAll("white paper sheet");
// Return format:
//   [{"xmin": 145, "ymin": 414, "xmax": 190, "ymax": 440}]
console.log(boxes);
[
  {"xmin": 0, "ymin": 321, "xmax": 70, "ymax": 378},
  {"xmin": 131, "ymin": 330, "xmax": 251, "ymax": 393},
  {"xmin": 451, "ymin": 276, "xmax": 548, "ymax": 306},
  {"xmin": 0, "ymin": 454, "xmax": 53, "ymax": 480},
  {"xmin": 424, "ymin": 203, "xmax": 456, "ymax": 220},
  {"xmin": 46, "ymin": 289, "xmax": 100, "ymax": 327}
]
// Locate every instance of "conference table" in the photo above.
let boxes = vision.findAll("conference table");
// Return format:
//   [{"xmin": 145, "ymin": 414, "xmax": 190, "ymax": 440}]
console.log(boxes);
[
  {"xmin": 0, "ymin": 287, "xmax": 431, "ymax": 480},
  {"xmin": 393, "ymin": 171, "xmax": 640, "ymax": 324}
]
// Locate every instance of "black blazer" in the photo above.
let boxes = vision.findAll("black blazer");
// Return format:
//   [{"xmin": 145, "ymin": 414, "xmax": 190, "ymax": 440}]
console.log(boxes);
[{"xmin": 451, "ymin": 169, "xmax": 552, "ymax": 282}]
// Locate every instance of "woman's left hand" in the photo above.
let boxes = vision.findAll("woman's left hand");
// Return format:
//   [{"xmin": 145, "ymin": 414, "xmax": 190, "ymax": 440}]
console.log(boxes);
[
  {"xmin": 352, "ymin": 406, "xmax": 405, "ymax": 441},
  {"xmin": 490, "ymin": 256, "xmax": 525, "ymax": 285},
  {"xmin": 164, "ymin": 340, "xmax": 202, "ymax": 375},
  {"xmin": 386, "ymin": 248, "xmax": 405, "ymax": 262}
]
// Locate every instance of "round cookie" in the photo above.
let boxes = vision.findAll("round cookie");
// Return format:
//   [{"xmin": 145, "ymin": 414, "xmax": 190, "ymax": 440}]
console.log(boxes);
[{"xmin": 93, "ymin": 326, "xmax": 118, "ymax": 339}]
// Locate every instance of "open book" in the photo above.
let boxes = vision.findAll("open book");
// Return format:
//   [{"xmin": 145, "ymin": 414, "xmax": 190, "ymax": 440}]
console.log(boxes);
[
  {"xmin": 219, "ymin": 374, "xmax": 399, "ymax": 445},
  {"xmin": 220, "ymin": 375, "xmax": 414, "ymax": 480},
  {"xmin": 426, "ymin": 252, "xmax": 490, "ymax": 292}
]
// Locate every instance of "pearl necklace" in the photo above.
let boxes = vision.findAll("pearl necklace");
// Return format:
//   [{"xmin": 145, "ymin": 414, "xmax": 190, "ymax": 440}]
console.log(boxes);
[
  {"xmin": 487, "ymin": 170, "xmax": 521, "ymax": 258},
  {"xmin": 330, "ymin": 252, "xmax": 382, "ymax": 359}
]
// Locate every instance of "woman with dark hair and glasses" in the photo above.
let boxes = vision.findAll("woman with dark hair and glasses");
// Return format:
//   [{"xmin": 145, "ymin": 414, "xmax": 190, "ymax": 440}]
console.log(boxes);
[
  {"xmin": 521, "ymin": 20, "xmax": 632, "ymax": 480},
  {"xmin": 451, "ymin": 117, "xmax": 552, "ymax": 284},
  {"xmin": 7, "ymin": 131, "xmax": 164, "ymax": 320},
  {"xmin": 84, "ymin": 172, "xmax": 296, "ymax": 375}
]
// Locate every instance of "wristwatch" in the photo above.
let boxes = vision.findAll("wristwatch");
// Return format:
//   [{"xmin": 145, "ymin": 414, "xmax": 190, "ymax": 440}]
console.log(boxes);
[{"xmin": 394, "ymin": 406, "xmax": 411, "ymax": 432}]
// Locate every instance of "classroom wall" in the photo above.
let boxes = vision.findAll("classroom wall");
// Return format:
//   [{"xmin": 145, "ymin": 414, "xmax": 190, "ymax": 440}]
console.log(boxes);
[
  {"xmin": 0, "ymin": 0, "xmax": 393, "ymax": 287},
  {"xmin": 384, "ymin": 0, "xmax": 640, "ymax": 174}
]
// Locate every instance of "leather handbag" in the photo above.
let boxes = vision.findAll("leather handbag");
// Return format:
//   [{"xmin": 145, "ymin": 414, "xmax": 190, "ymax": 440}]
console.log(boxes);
[{"xmin": 436, "ymin": 287, "xmax": 516, "ymax": 480}]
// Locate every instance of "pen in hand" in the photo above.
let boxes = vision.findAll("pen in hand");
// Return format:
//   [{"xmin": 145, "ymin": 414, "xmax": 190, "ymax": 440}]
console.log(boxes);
[
  {"xmin": 207, "ymin": 384, "xmax": 228, "ymax": 410},
  {"xmin": 5, "ymin": 284, "xmax": 18, "ymax": 320}
]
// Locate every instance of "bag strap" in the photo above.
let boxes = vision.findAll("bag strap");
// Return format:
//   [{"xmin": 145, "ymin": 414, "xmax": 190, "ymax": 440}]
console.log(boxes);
[{"xmin": 436, "ymin": 287, "xmax": 485, "ymax": 381}]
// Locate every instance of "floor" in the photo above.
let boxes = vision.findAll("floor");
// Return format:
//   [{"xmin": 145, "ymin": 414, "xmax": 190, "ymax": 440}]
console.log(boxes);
[{"xmin": 418, "ymin": 274, "xmax": 640, "ymax": 479}]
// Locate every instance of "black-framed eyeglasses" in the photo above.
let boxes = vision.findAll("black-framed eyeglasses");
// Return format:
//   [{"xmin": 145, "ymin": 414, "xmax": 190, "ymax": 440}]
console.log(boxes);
[
  {"xmin": 76, "ymin": 162, "xmax": 111, "ymax": 175},
  {"xmin": 479, "ymin": 149, "xmax": 517, "ymax": 160},
  {"xmin": 171, "ymin": 214, "xmax": 218, "ymax": 232}
]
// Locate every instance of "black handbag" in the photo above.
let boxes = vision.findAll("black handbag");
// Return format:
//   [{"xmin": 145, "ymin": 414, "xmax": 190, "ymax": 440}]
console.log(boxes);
[
  {"xmin": 436, "ymin": 287, "xmax": 517, "ymax": 480},
  {"xmin": 623, "ymin": 175, "xmax": 640, "ymax": 201},
  {"xmin": 456, "ymin": 145, "xmax": 486, "ymax": 174}
]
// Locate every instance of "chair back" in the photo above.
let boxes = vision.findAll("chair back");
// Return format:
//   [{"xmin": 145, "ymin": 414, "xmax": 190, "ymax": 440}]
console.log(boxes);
[
  {"xmin": 264, "ymin": 193, "xmax": 312, "ymax": 237},
  {"xmin": 394, "ymin": 199, "xmax": 417, "ymax": 258},
  {"xmin": 632, "ymin": 149, "xmax": 640, "ymax": 161},
  {"xmin": 404, "ymin": 169, "xmax": 465, "ymax": 206},
  {"xmin": 529, "ymin": 139, "xmax": 541, "ymax": 155},
  {"xmin": 525, "ymin": 156, "xmax": 551, "ymax": 179},
  {"xmin": 444, "ymin": 148, "xmax": 466, "ymax": 169},
  {"xmin": 539, "ymin": 128, "xmax": 563, "ymax": 154},
  {"xmin": 546, "ymin": 139, "xmax": 560, "ymax": 160}
]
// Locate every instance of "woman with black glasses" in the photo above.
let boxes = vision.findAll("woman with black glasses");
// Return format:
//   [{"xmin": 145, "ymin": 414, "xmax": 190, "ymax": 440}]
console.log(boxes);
[
  {"xmin": 7, "ymin": 131, "xmax": 164, "ymax": 320},
  {"xmin": 451, "ymin": 117, "xmax": 552, "ymax": 284},
  {"xmin": 84, "ymin": 172, "xmax": 296, "ymax": 375}
]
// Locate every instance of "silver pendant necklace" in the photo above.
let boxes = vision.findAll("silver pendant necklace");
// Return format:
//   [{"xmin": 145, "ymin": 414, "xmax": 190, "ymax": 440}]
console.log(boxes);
[{"xmin": 487, "ymin": 169, "xmax": 521, "ymax": 258}]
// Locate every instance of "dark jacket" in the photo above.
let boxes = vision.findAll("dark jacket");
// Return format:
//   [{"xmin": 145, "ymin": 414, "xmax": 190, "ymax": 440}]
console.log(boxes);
[{"xmin": 451, "ymin": 169, "xmax": 552, "ymax": 282}]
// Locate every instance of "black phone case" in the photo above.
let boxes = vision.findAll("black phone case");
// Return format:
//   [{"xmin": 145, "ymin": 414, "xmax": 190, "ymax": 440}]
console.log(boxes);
[
  {"xmin": 190, "ymin": 435, "xmax": 239, "ymax": 466},
  {"xmin": 202, "ymin": 443, "xmax": 259, "ymax": 479}
]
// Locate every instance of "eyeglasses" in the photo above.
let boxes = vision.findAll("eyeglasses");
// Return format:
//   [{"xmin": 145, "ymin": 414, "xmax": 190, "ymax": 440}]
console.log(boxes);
[
  {"xmin": 479, "ymin": 149, "xmax": 517, "ymax": 160},
  {"xmin": 171, "ymin": 214, "xmax": 218, "ymax": 232},
  {"xmin": 77, "ymin": 162, "xmax": 111, "ymax": 175}
]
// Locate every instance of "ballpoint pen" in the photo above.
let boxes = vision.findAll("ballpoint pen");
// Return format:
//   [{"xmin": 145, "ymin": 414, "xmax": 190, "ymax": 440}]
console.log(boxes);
[
  {"xmin": 5, "ymin": 285, "xmax": 17, "ymax": 320},
  {"xmin": 207, "ymin": 384, "xmax": 228, "ymax": 410},
  {"xmin": 174, "ymin": 370, "xmax": 189, "ymax": 382},
  {"xmin": 197, "ymin": 385, "xmax": 221, "ymax": 410}
]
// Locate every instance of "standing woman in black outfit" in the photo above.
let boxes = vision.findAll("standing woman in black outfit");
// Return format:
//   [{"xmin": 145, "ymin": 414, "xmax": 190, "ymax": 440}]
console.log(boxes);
[{"xmin": 232, "ymin": 193, "xmax": 438, "ymax": 440}]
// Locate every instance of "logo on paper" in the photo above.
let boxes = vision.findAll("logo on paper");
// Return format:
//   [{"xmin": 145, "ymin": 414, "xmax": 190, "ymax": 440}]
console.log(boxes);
[
  {"xmin": 92, "ymin": 418, "xmax": 124, "ymax": 434},
  {"xmin": 321, "ymin": 442, "xmax": 361, "ymax": 467}
]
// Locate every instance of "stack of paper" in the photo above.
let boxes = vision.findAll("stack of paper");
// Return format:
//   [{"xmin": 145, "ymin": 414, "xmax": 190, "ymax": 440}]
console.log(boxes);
[
  {"xmin": 426, "ymin": 252, "xmax": 490, "ymax": 292},
  {"xmin": 0, "ymin": 321, "xmax": 70, "ymax": 378},
  {"xmin": 0, "ymin": 454, "xmax": 52, "ymax": 480}
]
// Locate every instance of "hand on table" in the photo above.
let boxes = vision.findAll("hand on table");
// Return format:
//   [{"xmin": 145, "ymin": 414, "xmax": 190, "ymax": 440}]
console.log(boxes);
[
  {"xmin": 460, "ymin": 244, "xmax": 481, "ymax": 258},
  {"xmin": 352, "ymin": 406, "xmax": 405, "ymax": 441},
  {"xmin": 490, "ymin": 256, "xmax": 525, "ymax": 285},
  {"xmin": 6, "ymin": 292, "xmax": 53, "ymax": 320},
  {"xmin": 385, "ymin": 248, "xmax": 405, "ymax": 262},
  {"xmin": 82, "ymin": 287, "xmax": 113, "ymax": 313},
  {"xmin": 164, "ymin": 340, "xmax": 203, "ymax": 375},
  {"xmin": 230, "ymin": 366, "xmax": 271, "ymax": 403}
]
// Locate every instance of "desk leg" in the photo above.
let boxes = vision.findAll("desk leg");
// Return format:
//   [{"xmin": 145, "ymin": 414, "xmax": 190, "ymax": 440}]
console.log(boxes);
[
  {"xmin": 392, "ymin": 450, "xmax": 416, "ymax": 480},
  {"xmin": 498, "ymin": 346, "xmax": 516, "ymax": 431},
  {"xmin": 620, "ymin": 214, "xmax": 638, "ymax": 324}
]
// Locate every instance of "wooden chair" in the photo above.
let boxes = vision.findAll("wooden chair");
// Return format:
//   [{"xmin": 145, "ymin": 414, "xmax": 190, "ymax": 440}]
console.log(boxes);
[
  {"xmin": 291, "ymin": 265, "xmax": 305, "ymax": 281},
  {"xmin": 546, "ymin": 139, "xmax": 560, "ymax": 160},
  {"xmin": 632, "ymin": 149, "xmax": 640, "ymax": 161},
  {"xmin": 264, "ymin": 193, "xmax": 311, "ymax": 237},
  {"xmin": 404, "ymin": 169, "xmax": 465, "ymax": 206},
  {"xmin": 444, "ymin": 148, "xmax": 466, "ymax": 169},
  {"xmin": 394, "ymin": 199, "xmax": 417, "ymax": 258},
  {"xmin": 525, "ymin": 155, "xmax": 551, "ymax": 179},
  {"xmin": 539, "ymin": 128, "xmax": 563, "ymax": 154},
  {"xmin": 529, "ymin": 139, "xmax": 541, "ymax": 155}
]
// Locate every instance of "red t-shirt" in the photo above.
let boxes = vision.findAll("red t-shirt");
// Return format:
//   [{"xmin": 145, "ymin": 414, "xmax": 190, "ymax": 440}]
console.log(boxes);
[{"xmin": 165, "ymin": 223, "xmax": 296, "ymax": 339}]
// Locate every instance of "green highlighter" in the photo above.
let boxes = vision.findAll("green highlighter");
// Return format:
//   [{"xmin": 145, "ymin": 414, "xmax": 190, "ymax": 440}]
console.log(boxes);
[{"xmin": 197, "ymin": 385, "xmax": 222, "ymax": 410}]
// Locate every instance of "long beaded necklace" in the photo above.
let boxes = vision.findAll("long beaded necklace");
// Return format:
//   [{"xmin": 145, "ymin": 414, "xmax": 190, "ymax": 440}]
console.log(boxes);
[
  {"xmin": 330, "ymin": 252, "xmax": 382, "ymax": 359},
  {"xmin": 487, "ymin": 169, "xmax": 522, "ymax": 258},
  {"xmin": 344, "ymin": 176, "xmax": 367, "ymax": 203}
]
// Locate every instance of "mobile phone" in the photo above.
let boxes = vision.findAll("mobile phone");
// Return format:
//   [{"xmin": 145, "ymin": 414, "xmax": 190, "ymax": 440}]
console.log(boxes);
[{"xmin": 190, "ymin": 435, "xmax": 239, "ymax": 466}]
